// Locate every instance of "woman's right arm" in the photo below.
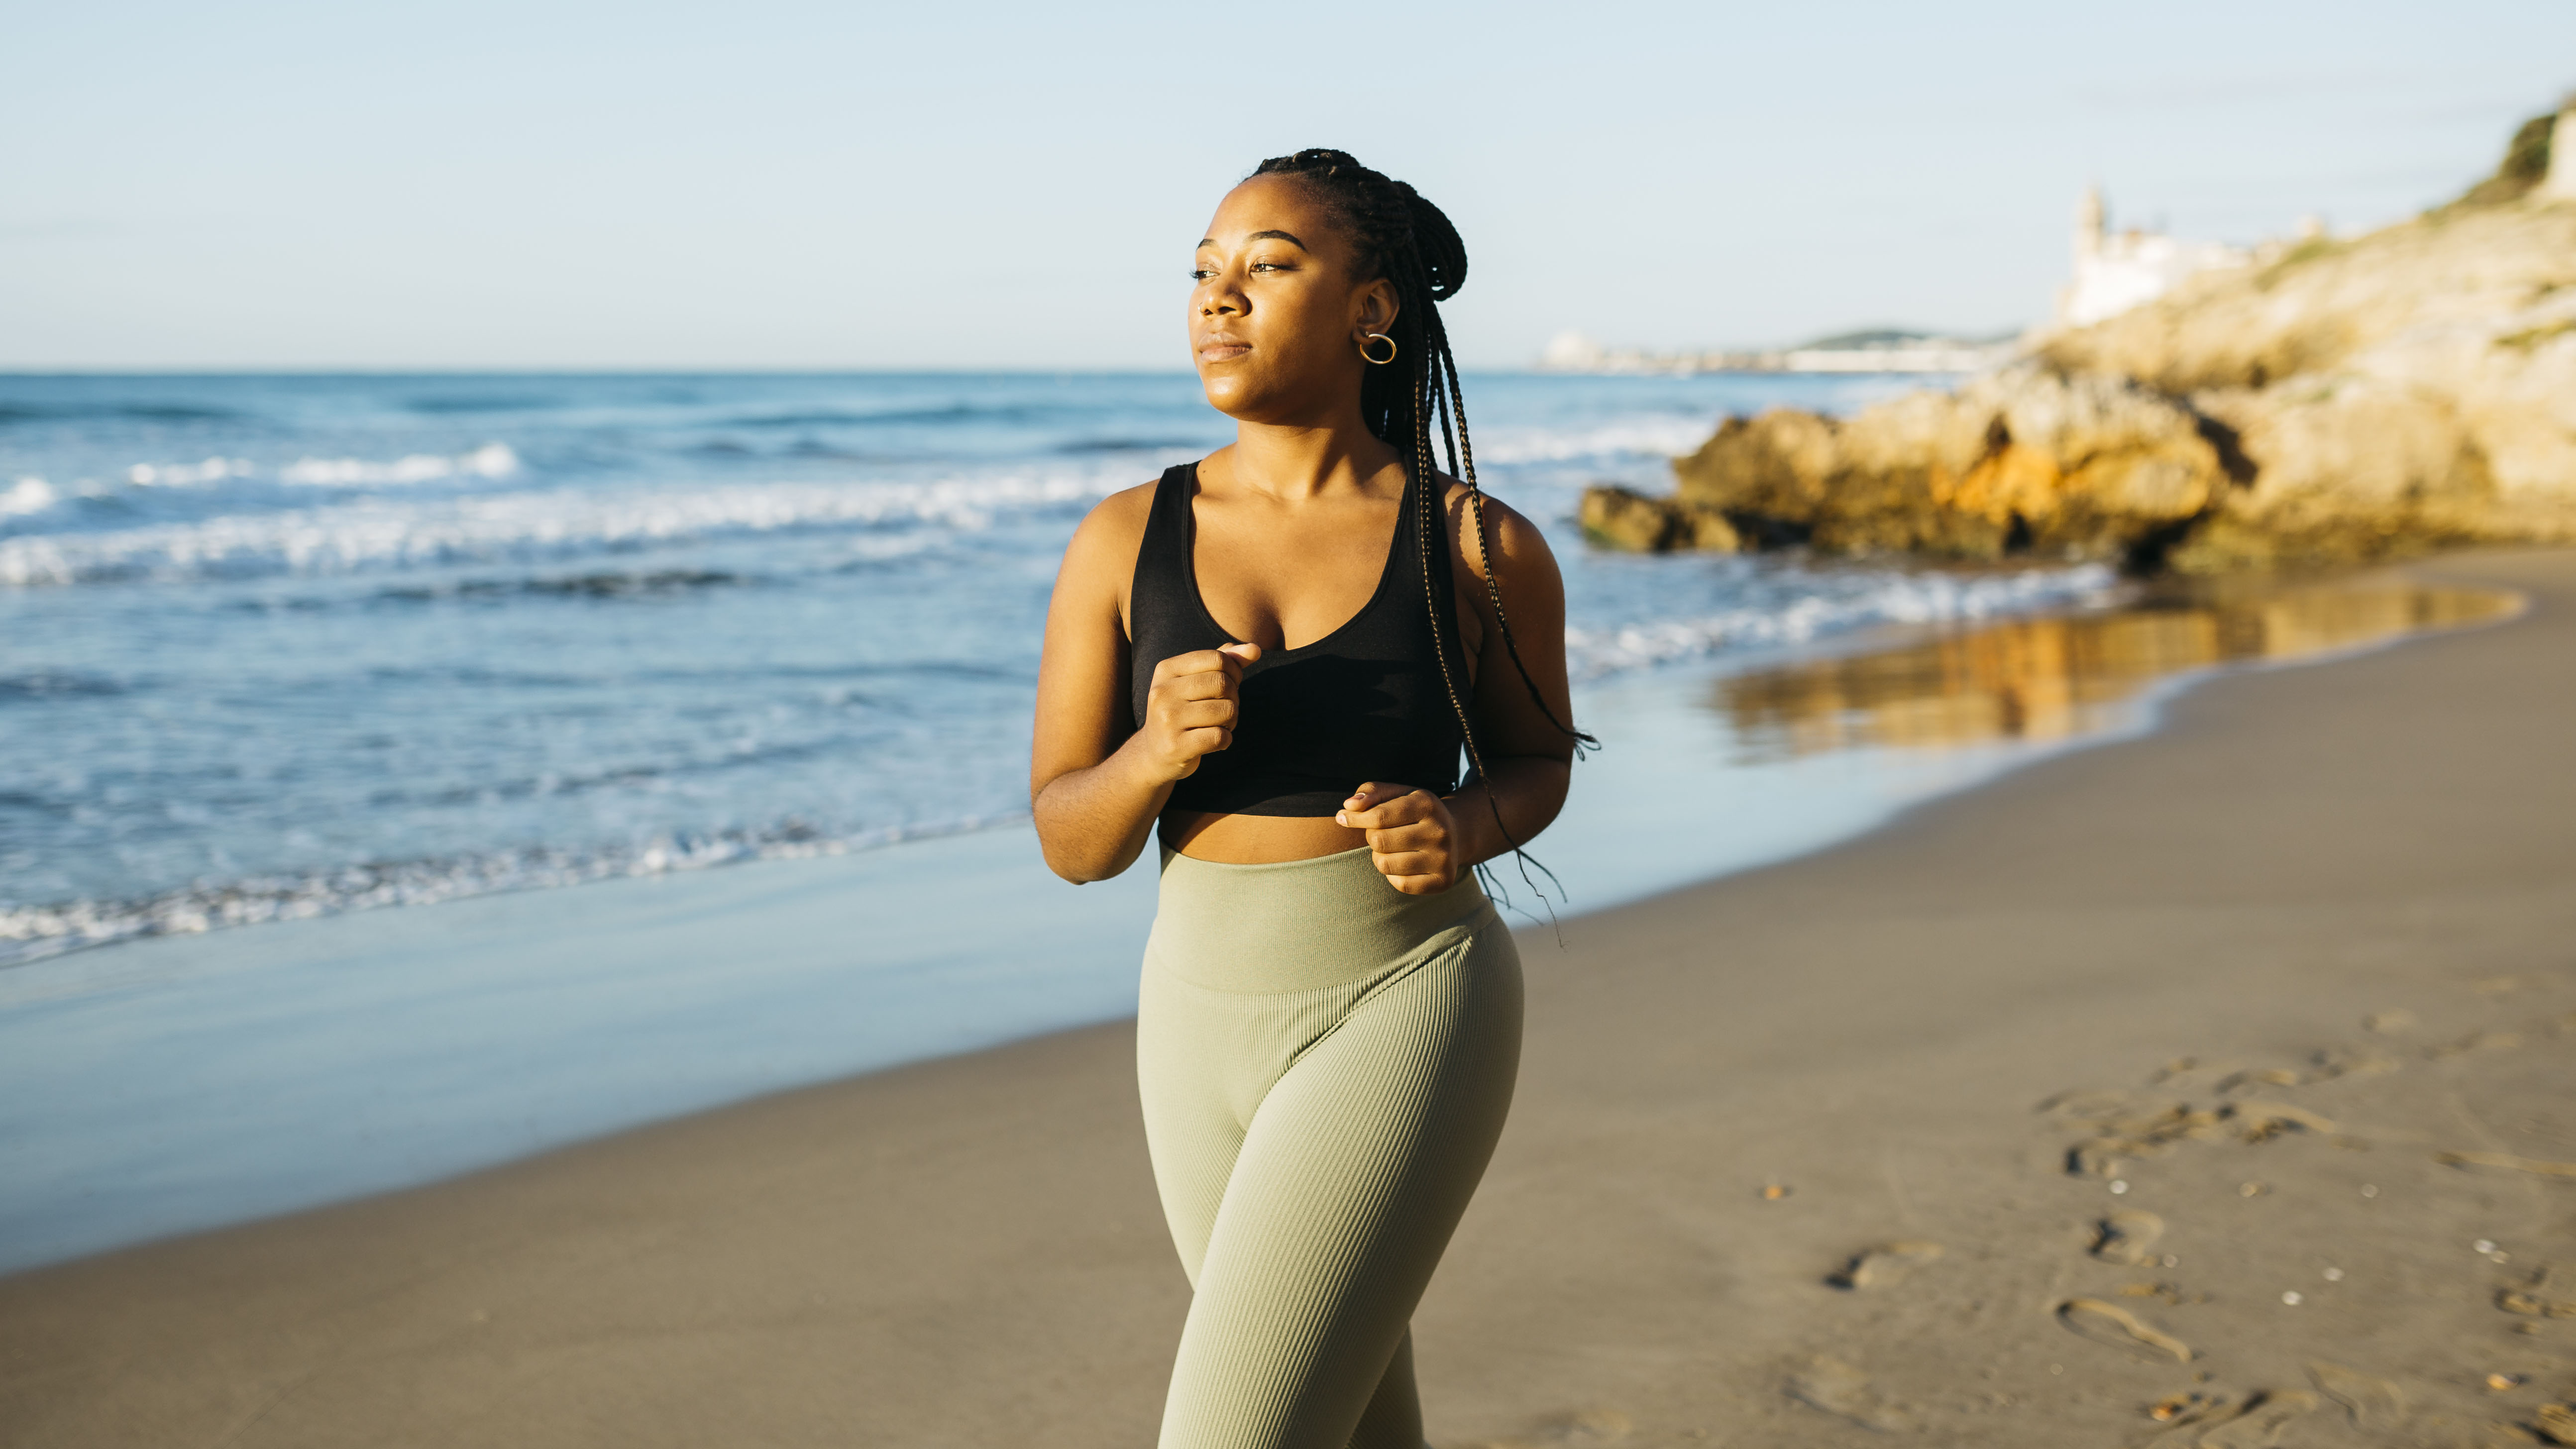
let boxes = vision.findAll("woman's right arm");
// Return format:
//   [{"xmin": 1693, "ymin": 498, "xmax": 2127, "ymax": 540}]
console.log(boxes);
[{"xmin": 1030, "ymin": 490, "xmax": 1257, "ymax": 883}]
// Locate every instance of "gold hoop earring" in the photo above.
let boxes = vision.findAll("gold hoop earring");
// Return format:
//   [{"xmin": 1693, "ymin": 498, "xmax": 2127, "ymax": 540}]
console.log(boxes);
[{"xmin": 1360, "ymin": 332, "xmax": 1398, "ymax": 366}]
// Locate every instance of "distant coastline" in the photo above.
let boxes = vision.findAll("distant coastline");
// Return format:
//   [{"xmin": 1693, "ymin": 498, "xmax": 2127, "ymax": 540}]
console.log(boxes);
[{"xmin": 1537, "ymin": 327, "xmax": 2017, "ymax": 377}]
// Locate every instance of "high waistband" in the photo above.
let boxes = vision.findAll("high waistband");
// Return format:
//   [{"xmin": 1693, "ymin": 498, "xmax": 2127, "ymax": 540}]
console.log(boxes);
[{"xmin": 1150, "ymin": 846, "xmax": 1494, "ymax": 994}]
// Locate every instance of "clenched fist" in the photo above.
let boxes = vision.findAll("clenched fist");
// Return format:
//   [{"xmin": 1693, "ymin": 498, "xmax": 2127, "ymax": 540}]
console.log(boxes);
[
  {"xmin": 1139, "ymin": 642, "xmax": 1261, "ymax": 783},
  {"xmin": 1337, "ymin": 782, "xmax": 1462, "ymax": 895}
]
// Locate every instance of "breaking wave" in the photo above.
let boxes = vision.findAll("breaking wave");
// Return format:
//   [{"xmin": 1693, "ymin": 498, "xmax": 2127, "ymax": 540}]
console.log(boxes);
[
  {"xmin": 1565, "ymin": 563, "xmax": 2124, "ymax": 679},
  {"xmin": 0, "ymin": 812, "xmax": 1025, "ymax": 969},
  {"xmin": 278, "ymin": 442, "xmax": 521, "ymax": 486},
  {"xmin": 1, "ymin": 478, "xmax": 57, "ymax": 518},
  {"xmin": 115, "ymin": 443, "xmax": 521, "ymax": 489},
  {"xmin": 1470, "ymin": 415, "xmax": 1723, "ymax": 465},
  {"xmin": 0, "ymin": 467, "xmax": 1119, "ymax": 586}
]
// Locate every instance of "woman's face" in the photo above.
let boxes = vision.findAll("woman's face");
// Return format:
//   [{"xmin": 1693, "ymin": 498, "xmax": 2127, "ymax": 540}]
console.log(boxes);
[{"xmin": 1189, "ymin": 175, "xmax": 1397, "ymax": 426}]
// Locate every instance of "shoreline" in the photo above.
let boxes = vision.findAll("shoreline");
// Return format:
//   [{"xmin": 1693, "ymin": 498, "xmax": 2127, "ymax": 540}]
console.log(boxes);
[
  {"xmin": 0, "ymin": 563, "xmax": 2525, "ymax": 1276},
  {"xmin": 4, "ymin": 548, "xmax": 2572, "ymax": 1447}
]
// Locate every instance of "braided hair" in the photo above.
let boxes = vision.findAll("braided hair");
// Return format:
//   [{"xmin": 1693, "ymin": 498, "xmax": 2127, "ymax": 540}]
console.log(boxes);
[{"xmin": 1250, "ymin": 148, "xmax": 1596, "ymax": 906}]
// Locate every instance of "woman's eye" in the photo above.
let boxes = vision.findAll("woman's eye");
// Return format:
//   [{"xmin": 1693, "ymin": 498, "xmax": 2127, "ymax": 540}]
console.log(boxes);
[{"xmin": 1187, "ymin": 261, "xmax": 1289, "ymax": 282}]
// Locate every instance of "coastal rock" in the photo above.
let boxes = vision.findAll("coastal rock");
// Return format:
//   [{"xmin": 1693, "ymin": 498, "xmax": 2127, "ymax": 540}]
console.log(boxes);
[
  {"xmin": 1594, "ymin": 114, "xmax": 2576, "ymax": 571},
  {"xmin": 1577, "ymin": 483, "xmax": 1740, "ymax": 553},
  {"xmin": 2040, "ymin": 188, "xmax": 2576, "ymax": 395},
  {"xmin": 1596, "ymin": 362, "xmax": 2226, "ymax": 564},
  {"xmin": 2167, "ymin": 380, "xmax": 2494, "ymax": 571},
  {"xmin": 2051, "ymin": 191, "xmax": 2576, "ymax": 569}
]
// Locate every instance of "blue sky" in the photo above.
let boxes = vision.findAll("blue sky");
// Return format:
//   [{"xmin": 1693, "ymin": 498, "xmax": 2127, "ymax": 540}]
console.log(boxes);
[{"xmin": 3, "ymin": 0, "xmax": 2569, "ymax": 369}]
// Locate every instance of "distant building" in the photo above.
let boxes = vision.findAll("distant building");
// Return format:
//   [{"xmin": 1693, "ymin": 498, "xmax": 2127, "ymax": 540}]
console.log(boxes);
[
  {"xmin": 1540, "ymin": 332, "xmax": 1609, "ymax": 371},
  {"xmin": 2542, "ymin": 104, "xmax": 2576, "ymax": 202},
  {"xmin": 1535, "ymin": 328, "xmax": 2010, "ymax": 376},
  {"xmin": 2055, "ymin": 187, "xmax": 2251, "ymax": 328}
]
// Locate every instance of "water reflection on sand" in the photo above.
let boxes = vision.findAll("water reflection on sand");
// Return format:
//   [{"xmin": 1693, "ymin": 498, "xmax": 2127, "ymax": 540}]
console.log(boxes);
[{"xmin": 1714, "ymin": 581, "xmax": 2521, "ymax": 761}]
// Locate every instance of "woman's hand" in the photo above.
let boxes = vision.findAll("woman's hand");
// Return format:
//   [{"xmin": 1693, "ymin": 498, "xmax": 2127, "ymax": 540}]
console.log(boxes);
[
  {"xmin": 1139, "ymin": 642, "xmax": 1261, "ymax": 782},
  {"xmin": 1337, "ymin": 782, "xmax": 1461, "ymax": 895}
]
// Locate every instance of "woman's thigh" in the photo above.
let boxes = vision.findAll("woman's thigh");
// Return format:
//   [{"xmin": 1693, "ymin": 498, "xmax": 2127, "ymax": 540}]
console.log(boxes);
[
  {"xmin": 1156, "ymin": 929, "xmax": 1522, "ymax": 1449},
  {"xmin": 1137, "ymin": 959, "xmax": 1282, "ymax": 1285}
]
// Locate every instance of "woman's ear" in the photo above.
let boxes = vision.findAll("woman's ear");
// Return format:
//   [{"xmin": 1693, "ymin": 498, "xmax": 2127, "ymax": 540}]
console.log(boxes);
[{"xmin": 1354, "ymin": 278, "xmax": 1400, "ymax": 337}]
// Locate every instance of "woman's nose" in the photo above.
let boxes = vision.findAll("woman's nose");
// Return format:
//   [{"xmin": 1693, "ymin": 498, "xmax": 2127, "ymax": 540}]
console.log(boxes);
[{"xmin": 1197, "ymin": 273, "xmax": 1246, "ymax": 315}]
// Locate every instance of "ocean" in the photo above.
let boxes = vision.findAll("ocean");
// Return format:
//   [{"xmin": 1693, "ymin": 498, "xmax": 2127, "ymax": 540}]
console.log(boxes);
[
  {"xmin": 0, "ymin": 371, "xmax": 2120, "ymax": 968},
  {"xmin": 12, "ymin": 371, "xmax": 2522, "ymax": 1271}
]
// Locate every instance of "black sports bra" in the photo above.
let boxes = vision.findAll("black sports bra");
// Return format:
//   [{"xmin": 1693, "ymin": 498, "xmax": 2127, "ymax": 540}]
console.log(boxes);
[{"xmin": 1127, "ymin": 462, "xmax": 1467, "ymax": 817}]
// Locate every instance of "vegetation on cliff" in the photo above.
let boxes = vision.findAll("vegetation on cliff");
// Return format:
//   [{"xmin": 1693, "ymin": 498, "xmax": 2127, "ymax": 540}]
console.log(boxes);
[{"xmin": 1589, "ymin": 106, "xmax": 2576, "ymax": 572}]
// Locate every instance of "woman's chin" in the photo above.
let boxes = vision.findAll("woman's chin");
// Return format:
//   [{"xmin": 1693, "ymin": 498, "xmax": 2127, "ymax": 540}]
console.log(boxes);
[{"xmin": 1196, "ymin": 374, "xmax": 1276, "ymax": 421}]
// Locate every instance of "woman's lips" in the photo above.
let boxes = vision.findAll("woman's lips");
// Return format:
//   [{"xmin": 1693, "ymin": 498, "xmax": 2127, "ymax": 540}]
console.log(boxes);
[{"xmin": 1196, "ymin": 337, "xmax": 1251, "ymax": 363}]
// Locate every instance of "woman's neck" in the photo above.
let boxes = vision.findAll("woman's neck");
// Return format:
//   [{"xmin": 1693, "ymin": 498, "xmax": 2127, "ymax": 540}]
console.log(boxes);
[{"xmin": 1212, "ymin": 412, "xmax": 1404, "ymax": 504}]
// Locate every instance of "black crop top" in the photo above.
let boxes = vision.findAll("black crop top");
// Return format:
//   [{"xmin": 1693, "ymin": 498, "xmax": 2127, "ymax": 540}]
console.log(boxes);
[{"xmin": 1127, "ymin": 462, "xmax": 1466, "ymax": 817}]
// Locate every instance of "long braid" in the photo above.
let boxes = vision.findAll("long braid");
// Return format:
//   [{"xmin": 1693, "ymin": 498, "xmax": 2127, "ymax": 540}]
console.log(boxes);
[
  {"xmin": 1251, "ymin": 148, "xmax": 1597, "ymax": 909},
  {"xmin": 1438, "ymin": 343, "xmax": 1592, "ymax": 750}
]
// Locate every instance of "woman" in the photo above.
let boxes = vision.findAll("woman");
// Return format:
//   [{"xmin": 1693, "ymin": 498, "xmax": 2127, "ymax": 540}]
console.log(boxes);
[{"xmin": 1031, "ymin": 149, "xmax": 1584, "ymax": 1449}]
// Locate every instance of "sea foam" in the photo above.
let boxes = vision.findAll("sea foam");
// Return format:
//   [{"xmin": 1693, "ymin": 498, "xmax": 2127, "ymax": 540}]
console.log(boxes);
[
  {"xmin": 0, "ymin": 478, "xmax": 56, "ymax": 518},
  {"xmin": 0, "ymin": 813, "xmax": 1022, "ymax": 969},
  {"xmin": 0, "ymin": 467, "xmax": 1124, "ymax": 587},
  {"xmin": 279, "ymin": 443, "xmax": 520, "ymax": 486},
  {"xmin": 1470, "ymin": 415, "xmax": 1723, "ymax": 465},
  {"xmin": 1565, "ymin": 563, "xmax": 2122, "ymax": 679}
]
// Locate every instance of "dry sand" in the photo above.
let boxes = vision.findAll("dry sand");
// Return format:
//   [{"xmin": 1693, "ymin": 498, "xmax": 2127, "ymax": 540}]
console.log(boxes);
[{"xmin": 5, "ymin": 549, "xmax": 2574, "ymax": 1449}]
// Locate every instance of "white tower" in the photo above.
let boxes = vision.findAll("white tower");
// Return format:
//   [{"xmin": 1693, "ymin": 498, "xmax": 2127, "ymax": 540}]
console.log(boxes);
[
  {"xmin": 2541, "ymin": 105, "xmax": 2576, "ymax": 202},
  {"xmin": 2074, "ymin": 186, "xmax": 2106, "ymax": 262}
]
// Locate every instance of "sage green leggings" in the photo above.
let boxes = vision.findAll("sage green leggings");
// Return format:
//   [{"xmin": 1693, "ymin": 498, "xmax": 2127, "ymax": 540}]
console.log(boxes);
[{"xmin": 1137, "ymin": 847, "xmax": 1523, "ymax": 1449}]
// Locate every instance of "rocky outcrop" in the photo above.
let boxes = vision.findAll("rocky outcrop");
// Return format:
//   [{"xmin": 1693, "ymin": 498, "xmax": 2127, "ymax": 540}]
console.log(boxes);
[
  {"xmin": 2054, "ymin": 195, "xmax": 2576, "ymax": 569},
  {"xmin": 1579, "ymin": 485, "xmax": 1739, "ymax": 552},
  {"xmin": 1589, "ymin": 110, "xmax": 2576, "ymax": 572},
  {"xmin": 1646, "ymin": 364, "xmax": 2231, "ymax": 566}
]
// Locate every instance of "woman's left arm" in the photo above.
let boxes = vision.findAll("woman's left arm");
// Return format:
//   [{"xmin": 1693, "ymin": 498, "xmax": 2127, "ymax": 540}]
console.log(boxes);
[{"xmin": 1339, "ymin": 490, "xmax": 1577, "ymax": 894}]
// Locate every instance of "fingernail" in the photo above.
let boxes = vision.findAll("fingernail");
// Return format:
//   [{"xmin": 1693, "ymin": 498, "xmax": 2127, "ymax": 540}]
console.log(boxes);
[{"xmin": 1334, "ymin": 812, "xmax": 1347, "ymax": 825}]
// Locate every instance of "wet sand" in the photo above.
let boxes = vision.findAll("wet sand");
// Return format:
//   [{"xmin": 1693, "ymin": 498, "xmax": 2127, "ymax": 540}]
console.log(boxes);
[{"xmin": 5, "ymin": 548, "xmax": 2574, "ymax": 1448}]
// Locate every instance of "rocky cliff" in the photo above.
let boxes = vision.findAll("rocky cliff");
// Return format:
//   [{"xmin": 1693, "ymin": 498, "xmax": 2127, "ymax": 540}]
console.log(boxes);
[{"xmin": 1588, "ymin": 111, "xmax": 2576, "ymax": 572}]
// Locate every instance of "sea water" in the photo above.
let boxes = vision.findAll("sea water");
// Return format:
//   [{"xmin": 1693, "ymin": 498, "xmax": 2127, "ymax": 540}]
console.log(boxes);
[
  {"xmin": 0, "ymin": 371, "xmax": 2117, "ymax": 966},
  {"xmin": 0, "ymin": 371, "xmax": 2147, "ymax": 1269}
]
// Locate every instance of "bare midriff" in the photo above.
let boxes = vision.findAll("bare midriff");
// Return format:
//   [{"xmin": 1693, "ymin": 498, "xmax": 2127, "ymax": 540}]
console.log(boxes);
[{"xmin": 1161, "ymin": 809, "xmax": 1371, "ymax": 864}]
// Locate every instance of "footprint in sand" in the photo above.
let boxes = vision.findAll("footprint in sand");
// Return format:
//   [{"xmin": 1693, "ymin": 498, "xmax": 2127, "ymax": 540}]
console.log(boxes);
[
  {"xmin": 1782, "ymin": 1354, "xmax": 1918, "ymax": 1433},
  {"xmin": 1461, "ymin": 1407, "xmax": 1633, "ymax": 1448},
  {"xmin": 2493, "ymin": 1271, "xmax": 2576, "ymax": 1328},
  {"xmin": 2227, "ymin": 1101, "xmax": 2336, "ymax": 1142},
  {"xmin": 2426, "ymin": 1030, "xmax": 2524, "ymax": 1058},
  {"xmin": 2307, "ymin": 1361, "xmax": 2406, "ymax": 1431},
  {"xmin": 2215, "ymin": 1067, "xmax": 2302, "ymax": 1094},
  {"xmin": 2498, "ymin": 1285, "xmax": 2576, "ymax": 1318},
  {"xmin": 2090, "ymin": 1210, "xmax": 2165, "ymax": 1266},
  {"xmin": 2192, "ymin": 1390, "xmax": 2318, "ymax": 1449},
  {"xmin": 2438, "ymin": 1150, "xmax": 2576, "ymax": 1179},
  {"xmin": 2303, "ymin": 1046, "xmax": 2401, "ymax": 1081},
  {"xmin": 1826, "ymin": 1240, "xmax": 1945, "ymax": 1290},
  {"xmin": 2143, "ymin": 1390, "xmax": 2237, "ymax": 1433},
  {"xmin": 2055, "ymin": 1298, "xmax": 2192, "ymax": 1362}
]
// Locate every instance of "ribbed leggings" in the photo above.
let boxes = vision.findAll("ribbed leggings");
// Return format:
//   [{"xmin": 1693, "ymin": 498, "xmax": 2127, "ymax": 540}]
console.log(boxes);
[{"xmin": 1136, "ymin": 847, "xmax": 1522, "ymax": 1449}]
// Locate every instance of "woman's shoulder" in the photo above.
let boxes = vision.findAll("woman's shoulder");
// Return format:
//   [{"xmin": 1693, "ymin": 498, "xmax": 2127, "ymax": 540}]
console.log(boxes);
[
  {"xmin": 1432, "ymin": 475, "xmax": 1559, "ymax": 585},
  {"xmin": 1062, "ymin": 475, "xmax": 1167, "ymax": 572}
]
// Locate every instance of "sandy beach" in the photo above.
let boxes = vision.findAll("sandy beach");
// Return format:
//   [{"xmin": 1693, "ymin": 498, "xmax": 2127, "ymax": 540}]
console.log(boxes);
[{"xmin": 5, "ymin": 547, "xmax": 2573, "ymax": 1449}]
